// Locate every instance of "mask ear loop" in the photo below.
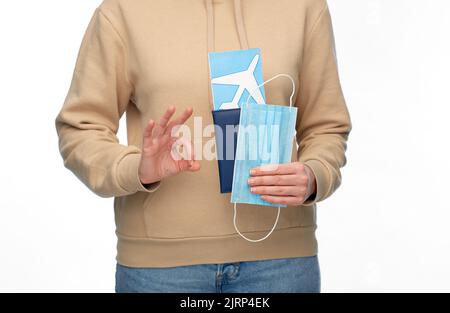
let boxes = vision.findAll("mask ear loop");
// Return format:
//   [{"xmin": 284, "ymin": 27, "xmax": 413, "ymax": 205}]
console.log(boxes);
[
  {"xmin": 233, "ymin": 73, "xmax": 296, "ymax": 242},
  {"xmin": 245, "ymin": 73, "xmax": 296, "ymax": 110}
]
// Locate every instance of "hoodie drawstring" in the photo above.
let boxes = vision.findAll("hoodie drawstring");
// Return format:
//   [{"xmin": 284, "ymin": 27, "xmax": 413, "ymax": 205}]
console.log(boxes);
[
  {"xmin": 233, "ymin": 0, "xmax": 249, "ymax": 50},
  {"xmin": 206, "ymin": 0, "xmax": 249, "ymax": 52},
  {"xmin": 206, "ymin": 0, "xmax": 215, "ymax": 53},
  {"xmin": 206, "ymin": 0, "xmax": 249, "ymax": 108}
]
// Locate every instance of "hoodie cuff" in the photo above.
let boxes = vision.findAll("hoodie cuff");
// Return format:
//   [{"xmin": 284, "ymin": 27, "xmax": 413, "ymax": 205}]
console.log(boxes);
[
  {"xmin": 117, "ymin": 153, "xmax": 161, "ymax": 194},
  {"xmin": 301, "ymin": 159, "xmax": 330, "ymax": 206}
]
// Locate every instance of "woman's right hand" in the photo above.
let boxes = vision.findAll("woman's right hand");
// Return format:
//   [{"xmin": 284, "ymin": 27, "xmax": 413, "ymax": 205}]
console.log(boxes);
[{"xmin": 138, "ymin": 106, "xmax": 200, "ymax": 185}]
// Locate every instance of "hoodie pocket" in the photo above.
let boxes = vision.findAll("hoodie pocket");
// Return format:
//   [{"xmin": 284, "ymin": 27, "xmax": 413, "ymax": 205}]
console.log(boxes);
[{"xmin": 114, "ymin": 192, "xmax": 156, "ymax": 238}]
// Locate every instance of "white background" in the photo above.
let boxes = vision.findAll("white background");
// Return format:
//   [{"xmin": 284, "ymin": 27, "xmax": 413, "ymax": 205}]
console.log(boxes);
[{"xmin": 0, "ymin": 0, "xmax": 449, "ymax": 292}]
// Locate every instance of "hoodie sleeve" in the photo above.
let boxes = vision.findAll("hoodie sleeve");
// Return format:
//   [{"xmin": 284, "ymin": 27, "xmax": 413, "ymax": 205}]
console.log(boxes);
[
  {"xmin": 296, "ymin": 3, "xmax": 352, "ymax": 205},
  {"xmin": 55, "ymin": 8, "xmax": 160, "ymax": 198}
]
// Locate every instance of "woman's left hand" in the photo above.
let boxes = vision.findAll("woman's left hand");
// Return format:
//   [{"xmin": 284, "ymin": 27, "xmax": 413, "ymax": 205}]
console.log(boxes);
[{"xmin": 248, "ymin": 162, "xmax": 316, "ymax": 206}]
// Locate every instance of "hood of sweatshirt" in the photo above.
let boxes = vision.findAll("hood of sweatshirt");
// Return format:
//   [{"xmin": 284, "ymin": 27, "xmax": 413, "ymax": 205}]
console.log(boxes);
[{"xmin": 205, "ymin": 0, "xmax": 249, "ymax": 53}]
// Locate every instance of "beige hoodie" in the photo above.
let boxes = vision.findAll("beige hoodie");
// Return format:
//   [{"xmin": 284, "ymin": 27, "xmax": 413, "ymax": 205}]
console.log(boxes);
[{"xmin": 55, "ymin": 0, "xmax": 351, "ymax": 267}]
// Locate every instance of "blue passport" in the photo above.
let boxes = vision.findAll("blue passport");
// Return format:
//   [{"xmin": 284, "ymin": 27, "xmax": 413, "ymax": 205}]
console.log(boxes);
[{"xmin": 212, "ymin": 108, "xmax": 241, "ymax": 193}]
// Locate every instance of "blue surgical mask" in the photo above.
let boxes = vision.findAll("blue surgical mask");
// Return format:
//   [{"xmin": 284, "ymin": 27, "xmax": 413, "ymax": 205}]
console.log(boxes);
[{"xmin": 230, "ymin": 74, "xmax": 297, "ymax": 242}]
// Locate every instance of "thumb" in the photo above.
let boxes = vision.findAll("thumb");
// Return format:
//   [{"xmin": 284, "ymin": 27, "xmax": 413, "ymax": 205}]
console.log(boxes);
[
  {"xmin": 170, "ymin": 137, "xmax": 200, "ymax": 172},
  {"xmin": 170, "ymin": 137, "xmax": 193, "ymax": 162}
]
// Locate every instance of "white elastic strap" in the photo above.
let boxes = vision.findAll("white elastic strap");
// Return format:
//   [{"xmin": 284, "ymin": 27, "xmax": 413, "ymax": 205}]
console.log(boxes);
[
  {"xmin": 234, "ymin": 73, "xmax": 296, "ymax": 242},
  {"xmin": 245, "ymin": 73, "xmax": 296, "ymax": 109},
  {"xmin": 233, "ymin": 203, "xmax": 281, "ymax": 243}
]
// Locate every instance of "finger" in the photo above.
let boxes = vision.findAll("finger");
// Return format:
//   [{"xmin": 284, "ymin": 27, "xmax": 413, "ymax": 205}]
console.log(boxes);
[
  {"xmin": 143, "ymin": 119, "xmax": 155, "ymax": 138},
  {"xmin": 247, "ymin": 174, "xmax": 303, "ymax": 187},
  {"xmin": 154, "ymin": 106, "xmax": 176, "ymax": 136},
  {"xmin": 189, "ymin": 138, "xmax": 196, "ymax": 161},
  {"xmin": 177, "ymin": 160, "xmax": 191, "ymax": 172},
  {"xmin": 250, "ymin": 163, "xmax": 301, "ymax": 176},
  {"xmin": 158, "ymin": 106, "xmax": 176, "ymax": 128},
  {"xmin": 183, "ymin": 139, "xmax": 198, "ymax": 170},
  {"xmin": 143, "ymin": 120, "xmax": 156, "ymax": 154},
  {"xmin": 156, "ymin": 128, "xmax": 173, "ymax": 147},
  {"xmin": 260, "ymin": 195, "xmax": 305, "ymax": 206},
  {"xmin": 170, "ymin": 137, "xmax": 193, "ymax": 162},
  {"xmin": 187, "ymin": 160, "xmax": 201, "ymax": 172},
  {"xmin": 165, "ymin": 107, "xmax": 193, "ymax": 136},
  {"xmin": 177, "ymin": 160, "xmax": 201, "ymax": 172},
  {"xmin": 174, "ymin": 138, "xmax": 200, "ymax": 172},
  {"xmin": 250, "ymin": 186, "xmax": 304, "ymax": 197}
]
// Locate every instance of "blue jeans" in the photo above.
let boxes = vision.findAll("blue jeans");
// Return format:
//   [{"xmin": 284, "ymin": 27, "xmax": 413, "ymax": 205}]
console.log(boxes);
[{"xmin": 115, "ymin": 256, "xmax": 320, "ymax": 293}]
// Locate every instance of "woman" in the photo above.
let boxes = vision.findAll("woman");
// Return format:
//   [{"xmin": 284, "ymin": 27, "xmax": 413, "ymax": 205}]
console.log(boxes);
[{"xmin": 56, "ymin": 0, "xmax": 351, "ymax": 293}]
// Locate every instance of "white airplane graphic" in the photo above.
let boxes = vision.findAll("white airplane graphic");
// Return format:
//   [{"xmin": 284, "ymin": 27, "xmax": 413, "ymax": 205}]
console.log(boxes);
[{"xmin": 211, "ymin": 55, "xmax": 265, "ymax": 110}]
